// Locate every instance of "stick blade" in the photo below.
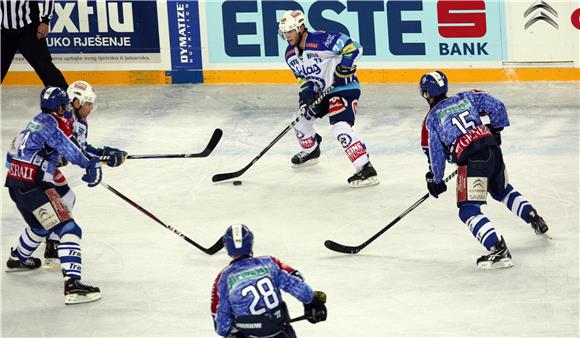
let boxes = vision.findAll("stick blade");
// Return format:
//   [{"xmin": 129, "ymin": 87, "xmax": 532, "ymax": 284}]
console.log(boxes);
[
  {"xmin": 212, "ymin": 171, "xmax": 240, "ymax": 182},
  {"xmin": 324, "ymin": 240, "xmax": 361, "ymax": 254},
  {"xmin": 204, "ymin": 236, "xmax": 225, "ymax": 255},
  {"xmin": 191, "ymin": 128, "xmax": 223, "ymax": 158}
]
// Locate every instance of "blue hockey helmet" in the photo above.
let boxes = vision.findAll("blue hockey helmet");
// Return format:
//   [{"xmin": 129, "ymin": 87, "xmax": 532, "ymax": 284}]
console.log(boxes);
[
  {"xmin": 223, "ymin": 224, "xmax": 254, "ymax": 257},
  {"xmin": 419, "ymin": 71, "xmax": 448, "ymax": 98},
  {"xmin": 40, "ymin": 87, "xmax": 69, "ymax": 113}
]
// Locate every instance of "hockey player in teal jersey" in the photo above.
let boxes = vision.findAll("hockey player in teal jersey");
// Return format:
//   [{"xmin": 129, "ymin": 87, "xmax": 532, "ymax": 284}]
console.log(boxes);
[
  {"xmin": 211, "ymin": 224, "xmax": 327, "ymax": 337},
  {"xmin": 279, "ymin": 10, "xmax": 378, "ymax": 187}
]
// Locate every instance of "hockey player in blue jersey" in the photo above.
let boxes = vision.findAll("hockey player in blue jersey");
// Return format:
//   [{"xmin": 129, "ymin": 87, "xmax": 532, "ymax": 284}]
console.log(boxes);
[
  {"xmin": 278, "ymin": 10, "xmax": 378, "ymax": 187},
  {"xmin": 211, "ymin": 224, "xmax": 327, "ymax": 337},
  {"xmin": 5, "ymin": 86, "xmax": 107, "ymax": 304},
  {"xmin": 419, "ymin": 70, "xmax": 549, "ymax": 269},
  {"xmin": 42, "ymin": 80, "xmax": 127, "ymax": 269}
]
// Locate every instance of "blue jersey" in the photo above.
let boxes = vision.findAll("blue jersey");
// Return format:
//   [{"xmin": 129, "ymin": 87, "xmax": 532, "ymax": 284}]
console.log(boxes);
[
  {"xmin": 422, "ymin": 91, "xmax": 510, "ymax": 183},
  {"xmin": 6, "ymin": 111, "xmax": 91, "ymax": 186},
  {"xmin": 285, "ymin": 30, "xmax": 362, "ymax": 94},
  {"xmin": 212, "ymin": 256, "xmax": 313, "ymax": 336}
]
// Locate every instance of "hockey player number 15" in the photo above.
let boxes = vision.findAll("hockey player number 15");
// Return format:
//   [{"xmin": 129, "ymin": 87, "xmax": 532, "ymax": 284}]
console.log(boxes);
[
  {"xmin": 241, "ymin": 277, "xmax": 280, "ymax": 315},
  {"xmin": 451, "ymin": 111, "xmax": 475, "ymax": 134}
]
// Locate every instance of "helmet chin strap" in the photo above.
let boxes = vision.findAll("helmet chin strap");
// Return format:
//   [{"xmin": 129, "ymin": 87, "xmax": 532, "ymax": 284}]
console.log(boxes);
[{"xmin": 296, "ymin": 28, "xmax": 306, "ymax": 49}]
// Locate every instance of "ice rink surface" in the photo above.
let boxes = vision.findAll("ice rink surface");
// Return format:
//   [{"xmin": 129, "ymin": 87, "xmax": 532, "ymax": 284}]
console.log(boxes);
[{"xmin": 1, "ymin": 82, "xmax": 578, "ymax": 337}]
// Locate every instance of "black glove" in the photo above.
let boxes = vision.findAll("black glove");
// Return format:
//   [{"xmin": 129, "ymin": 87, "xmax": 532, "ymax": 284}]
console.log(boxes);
[
  {"xmin": 301, "ymin": 104, "xmax": 320, "ymax": 120},
  {"xmin": 485, "ymin": 124, "xmax": 503, "ymax": 146},
  {"xmin": 333, "ymin": 64, "xmax": 356, "ymax": 86},
  {"xmin": 304, "ymin": 291, "xmax": 327, "ymax": 324},
  {"xmin": 82, "ymin": 157, "xmax": 103, "ymax": 188},
  {"xmin": 58, "ymin": 157, "xmax": 69, "ymax": 167},
  {"xmin": 102, "ymin": 146, "xmax": 128, "ymax": 167},
  {"xmin": 299, "ymin": 81, "xmax": 317, "ymax": 107},
  {"xmin": 426, "ymin": 171, "xmax": 446, "ymax": 198}
]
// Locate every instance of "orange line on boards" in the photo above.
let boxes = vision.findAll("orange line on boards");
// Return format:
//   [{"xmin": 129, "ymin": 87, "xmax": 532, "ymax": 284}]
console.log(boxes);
[
  {"xmin": 2, "ymin": 71, "xmax": 169, "ymax": 86},
  {"xmin": 204, "ymin": 68, "xmax": 580, "ymax": 83},
  {"xmin": 2, "ymin": 68, "xmax": 578, "ymax": 85}
]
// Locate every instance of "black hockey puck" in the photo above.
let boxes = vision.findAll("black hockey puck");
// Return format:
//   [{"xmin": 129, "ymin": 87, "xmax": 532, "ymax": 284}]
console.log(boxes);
[{"xmin": 233, "ymin": 180, "xmax": 242, "ymax": 186}]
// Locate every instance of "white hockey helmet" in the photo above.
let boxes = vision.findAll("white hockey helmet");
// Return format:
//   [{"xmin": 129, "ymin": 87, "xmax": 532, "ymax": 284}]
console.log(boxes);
[
  {"xmin": 279, "ymin": 10, "xmax": 306, "ymax": 34},
  {"xmin": 67, "ymin": 80, "xmax": 96, "ymax": 106}
]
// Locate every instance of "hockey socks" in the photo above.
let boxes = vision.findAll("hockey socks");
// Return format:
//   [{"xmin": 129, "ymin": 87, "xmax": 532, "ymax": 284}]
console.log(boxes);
[
  {"xmin": 293, "ymin": 113, "xmax": 319, "ymax": 153},
  {"xmin": 292, "ymin": 115, "xmax": 321, "ymax": 167},
  {"xmin": 5, "ymin": 227, "xmax": 44, "ymax": 271},
  {"xmin": 15, "ymin": 227, "xmax": 44, "ymax": 259},
  {"xmin": 58, "ymin": 240, "xmax": 82, "ymax": 280},
  {"xmin": 333, "ymin": 121, "xmax": 369, "ymax": 171},
  {"xmin": 333, "ymin": 122, "xmax": 378, "ymax": 187},
  {"xmin": 496, "ymin": 184, "xmax": 534, "ymax": 223},
  {"xmin": 459, "ymin": 204, "xmax": 499, "ymax": 251},
  {"xmin": 459, "ymin": 204, "xmax": 513, "ymax": 269},
  {"xmin": 495, "ymin": 184, "xmax": 549, "ymax": 234}
]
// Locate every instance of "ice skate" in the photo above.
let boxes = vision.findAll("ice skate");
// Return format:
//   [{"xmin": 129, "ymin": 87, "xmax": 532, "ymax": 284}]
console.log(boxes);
[
  {"xmin": 347, "ymin": 162, "xmax": 379, "ymax": 187},
  {"xmin": 64, "ymin": 277, "xmax": 102, "ymax": 305},
  {"xmin": 476, "ymin": 236, "xmax": 513, "ymax": 270},
  {"xmin": 528, "ymin": 210, "xmax": 549, "ymax": 235},
  {"xmin": 6, "ymin": 248, "xmax": 41, "ymax": 272},
  {"xmin": 43, "ymin": 239, "xmax": 60, "ymax": 270},
  {"xmin": 291, "ymin": 135, "xmax": 321, "ymax": 168}
]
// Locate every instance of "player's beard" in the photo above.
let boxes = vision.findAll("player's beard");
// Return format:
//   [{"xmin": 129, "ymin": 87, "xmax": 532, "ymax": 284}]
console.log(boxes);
[{"xmin": 292, "ymin": 32, "xmax": 303, "ymax": 48}]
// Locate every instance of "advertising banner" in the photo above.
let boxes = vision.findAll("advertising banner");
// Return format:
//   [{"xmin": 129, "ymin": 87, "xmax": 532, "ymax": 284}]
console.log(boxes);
[
  {"xmin": 203, "ymin": 0, "xmax": 507, "ymax": 68},
  {"xmin": 167, "ymin": 0, "xmax": 203, "ymax": 82},
  {"xmin": 12, "ymin": 0, "xmax": 165, "ymax": 70},
  {"xmin": 503, "ymin": 0, "xmax": 579, "ymax": 66}
]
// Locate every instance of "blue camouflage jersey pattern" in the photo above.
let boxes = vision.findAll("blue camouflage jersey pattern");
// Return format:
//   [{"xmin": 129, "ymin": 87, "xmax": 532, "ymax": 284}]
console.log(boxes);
[
  {"xmin": 6, "ymin": 112, "xmax": 90, "ymax": 184},
  {"xmin": 284, "ymin": 30, "xmax": 362, "ymax": 94},
  {"xmin": 422, "ymin": 91, "xmax": 510, "ymax": 183},
  {"xmin": 213, "ymin": 256, "xmax": 313, "ymax": 336}
]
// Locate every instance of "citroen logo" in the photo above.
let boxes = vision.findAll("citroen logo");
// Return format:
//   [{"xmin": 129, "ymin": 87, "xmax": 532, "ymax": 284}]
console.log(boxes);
[
  {"xmin": 473, "ymin": 179, "xmax": 485, "ymax": 188},
  {"xmin": 38, "ymin": 208, "xmax": 51, "ymax": 221},
  {"xmin": 524, "ymin": 0, "xmax": 559, "ymax": 30}
]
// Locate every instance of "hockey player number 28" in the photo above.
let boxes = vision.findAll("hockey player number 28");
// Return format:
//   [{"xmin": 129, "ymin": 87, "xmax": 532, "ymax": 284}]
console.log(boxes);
[
  {"xmin": 451, "ymin": 111, "xmax": 475, "ymax": 134},
  {"xmin": 241, "ymin": 277, "xmax": 280, "ymax": 315}
]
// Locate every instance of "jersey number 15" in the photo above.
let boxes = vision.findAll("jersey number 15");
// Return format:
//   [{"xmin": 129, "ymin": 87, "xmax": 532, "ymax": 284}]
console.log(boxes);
[{"xmin": 451, "ymin": 111, "xmax": 475, "ymax": 134}]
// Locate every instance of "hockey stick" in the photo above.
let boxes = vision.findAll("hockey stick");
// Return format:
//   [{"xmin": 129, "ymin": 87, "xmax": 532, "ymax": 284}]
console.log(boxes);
[
  {"xmin": 101, "ymin": 182, "xmax": 224, "ymax": 255},
  {"xmin": 325, "ymin": 170, "xmax": 458, "ymax": 254},
  {"xmin": 126, "ymin": 128, "xmax": 223, "ymax": 159},
  {"xmin": 290, "ymin": 315, "xmax": 307, "ymax": 323},
  {"xmin": 211, "ymin": 87, "xmax": 334, "ymax": 182}
]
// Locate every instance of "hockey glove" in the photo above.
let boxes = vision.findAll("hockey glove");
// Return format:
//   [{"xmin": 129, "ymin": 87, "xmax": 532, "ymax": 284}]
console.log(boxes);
[
  {"xmin": 102, "ymin": 146, "xmax": 127, "ymax": 167},
  {"xmin": 485, "ymin": 124, "xmax": 503, "ymax": 146},
  {"xmin": 426, "ymin": 171, "xmax": 446, "ymax": 198},
  {"xmin": 301, "ymin": 104, "xmax": 320, "ymax": 121},
  {"xmin": 58, "ymin": 157, "xmax": 69, "ymax": 167},
  {"xmin": 82, "ymin": 157, "xmax": 102, "ymax": 188},
  {"xmin": 299, "ymin": 81, "xmax": 317, "ymax": 107},
  {"xmin": 333, "ymin": 64, "xmax": 356, "ymax": 87},
  {"xmin": 304, "ymin": 290, "xmax": 327, "ymax": 324}
]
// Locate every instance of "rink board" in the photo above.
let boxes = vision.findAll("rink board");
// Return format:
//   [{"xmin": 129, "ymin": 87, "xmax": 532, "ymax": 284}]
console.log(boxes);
[{"xmin": 2, "ymin": 0, "xmax": 579, "ymax": 85}]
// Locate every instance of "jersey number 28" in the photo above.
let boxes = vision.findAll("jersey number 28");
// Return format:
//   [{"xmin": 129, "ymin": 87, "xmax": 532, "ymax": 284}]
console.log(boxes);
[{"xmin": 241, "ymin": 277, "xmax": 280, "ymax": 315}]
